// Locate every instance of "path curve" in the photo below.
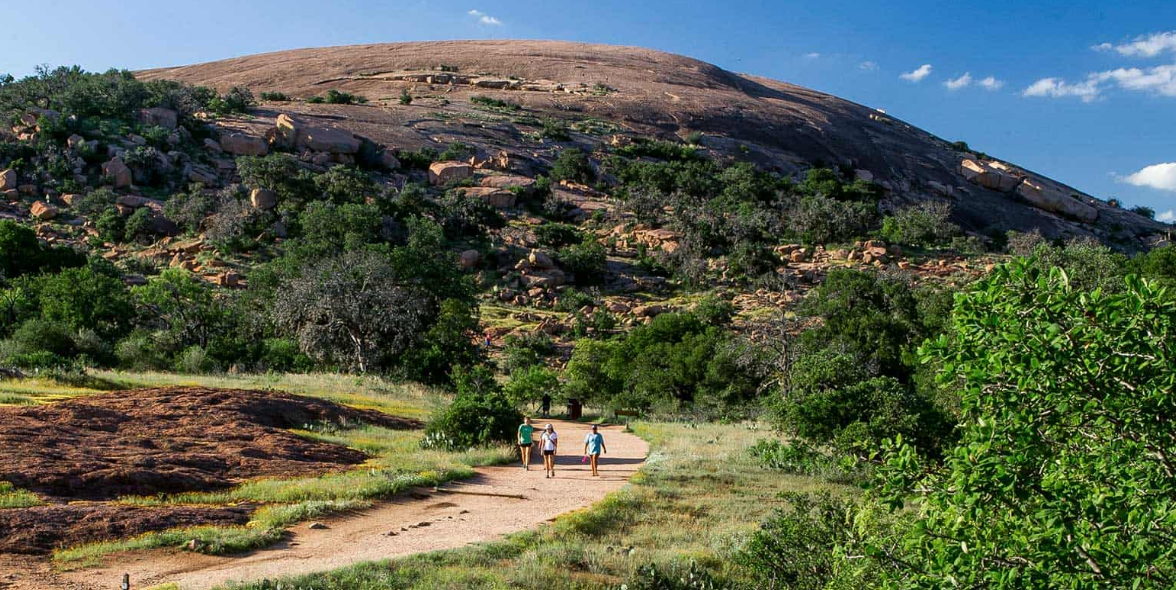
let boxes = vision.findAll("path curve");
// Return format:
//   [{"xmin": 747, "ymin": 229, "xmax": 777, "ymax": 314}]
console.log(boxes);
[{"xmin": 54, "ymin": 420, "xmax": 646, "ymax": 590}]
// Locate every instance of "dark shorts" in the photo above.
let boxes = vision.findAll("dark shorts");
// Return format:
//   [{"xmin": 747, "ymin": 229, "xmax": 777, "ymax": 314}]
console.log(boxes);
[
  {"xmin": 519, "ymin": 443, "xmax": 532, "ymax": 448},
  {"xmin": 543, "ymin": 450, "xmax": 555, "ymax": 456}
]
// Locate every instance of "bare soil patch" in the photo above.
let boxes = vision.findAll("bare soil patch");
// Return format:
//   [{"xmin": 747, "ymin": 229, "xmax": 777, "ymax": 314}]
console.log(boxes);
[{"xmin": 0, "ymin": 386, "xmax": 415, "ymax": 554}]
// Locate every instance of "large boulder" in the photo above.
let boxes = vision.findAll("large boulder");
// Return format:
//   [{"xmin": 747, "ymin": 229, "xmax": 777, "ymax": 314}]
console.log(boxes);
[
  {"xmin": 0, "ymin": 169, "xmax": 16, "ymax": 192},
  {"xmin": 429, "ymin": 161, "xmax": 473, "ymax": 186},
  {"xmin": 304, "ymin": 126, "xmax": 360, "ymax": 154},
  {"xmin": 1016, "ymin": 178, "xmax": 1098, "ymax": 223},
  {"xmin": 528, "ymin": 250, "xmax": 556, "ymax": 269},
  {"xmin": 480, "ymin": 174, "xmax": 536, "ymax": 192},
  {"xmin": 102, "ymin": 157, "xmax": 132, "ymax": 188},
  {"xmin": 459, "ymin": 249, "xmax": 481, "ymax": 269},
  {"xmin": 960, "ymin": 159, "xmax": 1020, "ymax": 192},
  {"xmin": 274, "ymin": 114, "xmax": 301, "ymax": 149},
  {"xmin": 379, "ymin": 151, "xmax": 401, "ymax": 170},
  {"xmin": 458, "ymin": 186, "xmax": 516, "ymax": 208},
  {"xmin": 250, "ymin": 188, "xmax": 278, "ymax": 211},
  {"xmin": 30, "ymin": 201, "xmax": 57, "ymax": 220},
  {"xmin": 220, "ymin": 134, "xmax": 268, "ymax": 157},
  {"xmin": 138, "ymin": 107, "xmax": 178, "ymax": 130}
]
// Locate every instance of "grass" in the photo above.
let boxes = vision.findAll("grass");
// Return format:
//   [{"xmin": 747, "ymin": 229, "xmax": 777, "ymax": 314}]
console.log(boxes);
[
  {"xmin": 215, "ymin": 421, "xmax": 854, "ymax": 589},
  {"xmin": 0, "ymin": 481, "xmax": 42, "ymax": 509}
]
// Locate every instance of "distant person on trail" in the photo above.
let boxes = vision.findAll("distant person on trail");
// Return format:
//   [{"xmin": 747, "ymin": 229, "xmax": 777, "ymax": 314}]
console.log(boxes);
[
  {"xmin": 583, "ymin": 424, "xmax": 607, "ymax": 477},
  {"xmin": 541, "ymin": 394, "xmax": 552, "ymax": 418},
  {"xmin": 517, "ymin": 417, "xmax": 535, "ymax": 470},
  {"xmin": 541, "ymin": 423, "xmax": 559, "ymax": 478},
  {"xmin": 483, "ymin": 331, "xmax": 492, "ymax": 349}
]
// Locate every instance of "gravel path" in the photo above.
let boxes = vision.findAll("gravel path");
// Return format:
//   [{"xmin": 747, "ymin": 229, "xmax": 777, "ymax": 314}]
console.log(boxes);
[{"xmin": 35, "ymin": 420, "xmax": 647, "ymax": 590}]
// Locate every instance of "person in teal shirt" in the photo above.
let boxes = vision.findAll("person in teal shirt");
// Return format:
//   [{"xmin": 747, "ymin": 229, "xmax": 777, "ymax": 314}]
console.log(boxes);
[
  {"xmin": 517, "ymin": 417, "xmax": 535, "ymax": 470},
  {"xmin": 582, "ymin": 424, "xmax": 607, "ymax": 477}
]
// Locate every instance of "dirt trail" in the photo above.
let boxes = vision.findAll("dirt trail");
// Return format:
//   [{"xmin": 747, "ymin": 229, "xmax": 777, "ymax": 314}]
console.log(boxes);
[{"xmin": 17, "ymin": 420, "xmax": 646, "ymax": 590}]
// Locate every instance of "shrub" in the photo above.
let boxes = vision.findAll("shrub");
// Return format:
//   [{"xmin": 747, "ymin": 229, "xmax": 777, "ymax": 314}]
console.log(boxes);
[
  {"xmin": 500, "ymin": 331, "xmax": 554, "ymax": 373},
  {"xmin": 1130, "ymin": 205, "xmax": 1156, "ymax": 219},
  {"xmin": 207, "ymin": 86, "xmax": 254, "ymax": 114},
  {"xmin": 398, "ymin": 89, "xmax": 412, "ymax": 105},
  {"xmin": 259, "ymin": 91, "xmax": 289, "ymax": 102},
  {"xmin": 164, "ymin": 185, "xmax": 220, "ymax": 234},
  {"xmin": 437, "ymin": 189, "xmax": 506, "ymax": 237},
  {"xmin": 550, "ymin": 148, "xmax": 594, "ymax": 184},
  {"xmin": 504, "ymin": 364, "xmax": 560, "ymax": 407},
  {"xmin": 691, "ymin": 295, "xmax": 735, "ymax": 326},
  {"xmin": 622, "ymin": 561, "xmax": 731, "ymax": 590},
  {"xmin": 879, "ymin": 201, "xmax": 960, "ymax": 247},
  {"xmin": 563, "ymin": 312, "xmax": 760, "ymax": 412},
  {"xmin": 540, "ymin": 118, "xmax": 570, "ymax": 141},
  {"xmin": 533, "ymin": 222, "xmax": 585, "ymax": 249},
  {"xmin": 737, "ymin": 492, "xmax": 890, "ymax": 589},
  {"xmin": 787, "ymin": 194, "xmax": 877, "ymax": 245},
  {"xmin": 470, "ymin": 95, "xmax": 520, "ymax": 112},
  {"xmin": 421, "ymin": 389, "xmax": 522, "ymax": 451},
  {"xmin": 5, "ymin": 319, "xmax": 77, "ymax": 360},
  {"xmin": 314, "ymin": 89, "xmax": 366, "ymax": 105},
  {"xmin": 175, "ymin": 345, "xmax": 218, "ymax": 374},
  {"xmin": 0, "ymin": 220, "xmax": 84, "ymax": 279},
  {"xmin": 556, "ymin": 239, "xmax": 607, "ymax": 285}
]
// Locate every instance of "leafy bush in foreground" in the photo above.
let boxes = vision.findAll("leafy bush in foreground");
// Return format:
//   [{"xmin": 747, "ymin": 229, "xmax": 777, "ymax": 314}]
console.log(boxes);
[{"xmin": 877, "ymin": 261, "xmax": 1176, "ymax": 588}]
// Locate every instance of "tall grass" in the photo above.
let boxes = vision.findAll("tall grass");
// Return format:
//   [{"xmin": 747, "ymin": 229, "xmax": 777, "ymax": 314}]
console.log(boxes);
[{"xmin": 0, "ymin": 481, "xmax": 42, "ymax": 509}]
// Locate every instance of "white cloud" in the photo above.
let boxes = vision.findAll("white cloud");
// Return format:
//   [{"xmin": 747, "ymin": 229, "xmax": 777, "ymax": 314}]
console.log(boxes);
[
  {"xmin": 944, "ymin": 72, "xmax": 972, "ymax": 90},
  {"xmin": 1094, "ymin": 31, "xmax": 1176, "ymax": 58},
  {"xmin": 1157, "ymin": 209, "xmax": 1176, "ymax": 223},
  {"xmin": 1120, "ymin": 162, "xmax": 1176, "ymax": 192},
  {"xmin": 1025, "ymin": 62, "xmax": 1176, "ymax": 102},
  {"xmin": 467, "ymin": 9, "xmax": 502, "ymax": 25},
  {"xmin": 900, "ymin": 64, "xmax": 932, "ymax": 82},
  {"xmin": 1094, "ymin": 63, "xmax": 1176, "ymax": 97},
  {"xmin": 859, "ymin": 61, "xmax": 878, "ymax": 71},
  {"xmin": 804, "ymin": 52, "xmax": 821, "ymax": 59},
  {"xmin": 1022, "ymin": 76, "xmax": 1103, "ymax": 102},
  {"xmin": 978, "ymin": 76, "xmax": 1005, "ymax": 90}
]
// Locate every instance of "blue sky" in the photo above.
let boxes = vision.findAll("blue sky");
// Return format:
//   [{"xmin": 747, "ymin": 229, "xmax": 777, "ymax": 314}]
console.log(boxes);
[{"xmin": 3, "ymin": 0, "xmax": 1175, "ymax": 220}]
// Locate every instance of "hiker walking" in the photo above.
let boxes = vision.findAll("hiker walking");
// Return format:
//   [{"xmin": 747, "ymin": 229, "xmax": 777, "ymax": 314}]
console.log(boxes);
[
  {"xmin": 517, "ymin": 416, "xmax": 535, "ymax": 470},
  {"xmin": 583, "ymin": 424, "xmax": 607, "ymax": 476},
  {"xmin": 541, "ymin": 393, "xmax": 552, "ymax": 418},
  {"xmin": 541, "ymin": 423, "xmax": 559, "ymax": 478}
]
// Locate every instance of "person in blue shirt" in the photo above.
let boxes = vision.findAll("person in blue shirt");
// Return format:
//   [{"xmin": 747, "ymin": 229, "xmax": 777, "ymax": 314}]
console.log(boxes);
[{"xmin": 582, "ymin": 424, "xmax": 607, "ymax": 477}]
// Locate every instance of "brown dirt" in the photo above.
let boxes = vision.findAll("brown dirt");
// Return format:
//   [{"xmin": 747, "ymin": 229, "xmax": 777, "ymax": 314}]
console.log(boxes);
[{"xmin": 0, "ymin": 387, "xmax": 416, "ymax": 556}]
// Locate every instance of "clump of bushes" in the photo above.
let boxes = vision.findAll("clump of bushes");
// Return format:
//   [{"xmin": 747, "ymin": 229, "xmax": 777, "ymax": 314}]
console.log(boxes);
[
  {"xmin": 470, "ymin": 95, "xmax": 520, "ymax": 112},
  {"xmin": 422, "ymin": 366, "xmax": 522, "ymax": 451},
  {"xmin": 879, "ymin": 201, "xmax": 961, "ymax": 247},
  {"xmin": 549, "ymin": 148, "xmax": 595, "ymax": 185},
  {"xmin": 306, "ymin": 89, "xmax": 367, "ymax": 105}
]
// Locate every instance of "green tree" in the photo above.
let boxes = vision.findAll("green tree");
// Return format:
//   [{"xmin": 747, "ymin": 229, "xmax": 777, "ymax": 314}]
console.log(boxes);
[
  {"xmin": 34, "ymin": 264, "xmax": 133, "ymax": 339},
  {"xmin": 878, "ymin": 260, "xmax": 1176, "ymax": 588}
]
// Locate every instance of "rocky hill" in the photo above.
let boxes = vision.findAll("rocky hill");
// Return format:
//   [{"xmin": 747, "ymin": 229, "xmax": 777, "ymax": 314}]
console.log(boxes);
[{"xmin": 138, "ymin": 40, "xmax": 1168, "ymax": 246}]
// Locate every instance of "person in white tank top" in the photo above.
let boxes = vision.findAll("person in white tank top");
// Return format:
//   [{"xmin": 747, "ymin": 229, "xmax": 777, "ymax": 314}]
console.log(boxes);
[{"xmin": 540, "ymin": 424, "xmax": 559, "ymax": 478}]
